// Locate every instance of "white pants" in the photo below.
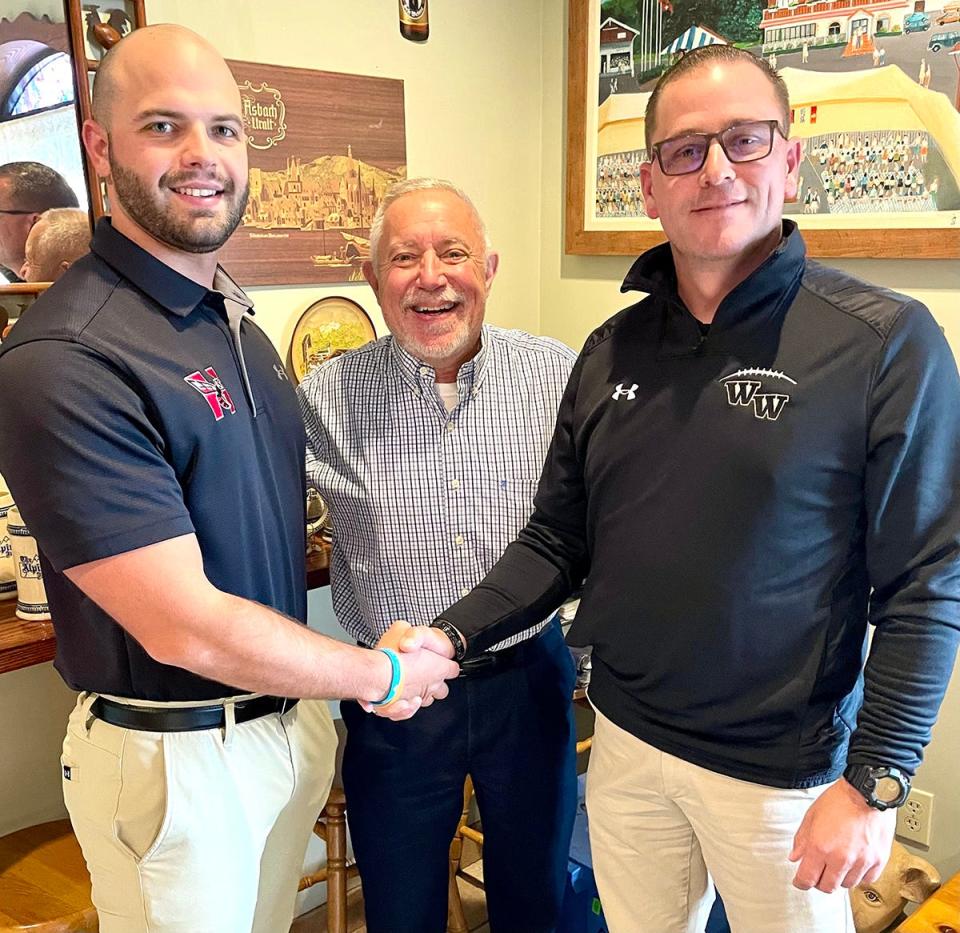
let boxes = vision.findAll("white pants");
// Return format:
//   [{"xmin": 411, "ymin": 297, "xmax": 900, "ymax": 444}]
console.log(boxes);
[
  {"xmin": 61, "ymin": 692, "xmax": 337, "ymax": 933},
  {"xmin": 586, "ymin": 709, "xmax": 855, "ymax": 933}
]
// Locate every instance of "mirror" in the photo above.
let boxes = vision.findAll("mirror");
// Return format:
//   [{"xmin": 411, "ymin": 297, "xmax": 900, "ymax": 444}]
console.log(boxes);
[
  {"xmin": 0, "ymin": 1, "xmax": 141, "ymax": 321},
  {"xmin": 0, "ymin": 2, "xmax": 88, "ymax": 301}
]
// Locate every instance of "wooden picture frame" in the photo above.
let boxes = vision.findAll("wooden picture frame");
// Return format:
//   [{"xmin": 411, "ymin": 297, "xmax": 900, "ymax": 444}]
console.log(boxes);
[{"xmin": 565, "ymin": 0, "xmax": 960, "ymax": 258}]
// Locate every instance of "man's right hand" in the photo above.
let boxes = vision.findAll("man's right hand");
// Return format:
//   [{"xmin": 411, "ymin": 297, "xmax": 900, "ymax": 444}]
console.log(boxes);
[
  {"xmin": 388, "ymin": 619, "xmax": 457, "ymax": 658},
  {"xmin": 362, "ymin": 621, "xmax": 459, "ymax": 720}
]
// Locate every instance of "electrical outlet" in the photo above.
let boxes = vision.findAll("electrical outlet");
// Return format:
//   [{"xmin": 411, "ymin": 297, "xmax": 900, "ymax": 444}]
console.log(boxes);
[{"xmin": 896, "ymin": 788, "xmax": 934, "ymax": 846}]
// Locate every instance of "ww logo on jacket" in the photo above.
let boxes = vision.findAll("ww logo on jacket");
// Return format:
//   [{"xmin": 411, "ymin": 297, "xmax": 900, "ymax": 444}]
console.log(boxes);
[{"xmin": 720, "ymin": 368, "xmax": 795, "ymax": 422}]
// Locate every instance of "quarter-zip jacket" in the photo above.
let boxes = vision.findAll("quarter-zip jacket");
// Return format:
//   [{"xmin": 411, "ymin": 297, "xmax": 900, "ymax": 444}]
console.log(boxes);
[{"xmin": 442, "ymin": 222, "xmax": 960, "ymax": 786}]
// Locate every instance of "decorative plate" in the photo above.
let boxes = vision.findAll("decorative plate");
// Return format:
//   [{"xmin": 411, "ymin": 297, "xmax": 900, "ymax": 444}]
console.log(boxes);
[{"xmin": 290, "ymin": 296, "xmax": 376, "ymax": 383}]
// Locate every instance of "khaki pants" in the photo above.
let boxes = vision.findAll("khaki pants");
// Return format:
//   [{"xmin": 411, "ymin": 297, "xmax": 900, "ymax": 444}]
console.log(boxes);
[
  {"xmin": 61, "ymin": 692, "xmax": 337, "ymax": 933},
  {"xmin": 586, "ymin": 709, "xmax": 855, "ymax": 933}
]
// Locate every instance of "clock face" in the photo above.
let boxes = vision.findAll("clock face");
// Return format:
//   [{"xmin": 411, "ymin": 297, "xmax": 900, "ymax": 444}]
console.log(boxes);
[{"xmin": 874, "ymin": 775, "xmax": 903, "ymax": 803}]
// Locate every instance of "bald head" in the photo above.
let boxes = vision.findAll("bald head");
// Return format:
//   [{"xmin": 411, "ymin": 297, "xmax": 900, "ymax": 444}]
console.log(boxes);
[
  {"xmin": 81, "ymin": 24, "xmax": 248, "ymax": 275},
  {"xmin": 92, "ymin": 25, "xmax": 240, "ymax": 129}
]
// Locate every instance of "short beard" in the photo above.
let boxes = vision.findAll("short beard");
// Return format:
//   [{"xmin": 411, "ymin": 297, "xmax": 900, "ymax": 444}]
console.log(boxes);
[
  {"xmin": 108, "ymin": 157, "xmax": 248, "ymax": 254},
  {"xmin": 401, "ymin": 326, "xmax": 477, "ymax": 369},
  {"xmin": 396, "ymin": 287, "xmax": 477, "ymax": 366}
]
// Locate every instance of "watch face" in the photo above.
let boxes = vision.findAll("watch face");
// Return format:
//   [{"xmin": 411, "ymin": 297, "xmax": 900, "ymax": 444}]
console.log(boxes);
[{"xmin": 874, "ymin": 775, "xmax": 903, "ymax": 803}]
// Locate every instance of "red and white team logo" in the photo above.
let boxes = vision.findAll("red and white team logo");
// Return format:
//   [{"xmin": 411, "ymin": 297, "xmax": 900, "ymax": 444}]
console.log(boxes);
[{"xmin": 184, "ymin": 367, "xmax": 236, "ymax": 421}]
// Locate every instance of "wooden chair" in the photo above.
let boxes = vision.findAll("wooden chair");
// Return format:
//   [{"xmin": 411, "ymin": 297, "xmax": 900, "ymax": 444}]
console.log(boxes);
[
  {"xmin": 298, "ymin": 786, "xmax": 359, "ymax": 933},
  {"xmin": 0, "ymin": 818, "xmax": 98, "ymax": 932},
  {"xmin": 446, "ymin": 729, "xmax": 595, "ymax": 933}
]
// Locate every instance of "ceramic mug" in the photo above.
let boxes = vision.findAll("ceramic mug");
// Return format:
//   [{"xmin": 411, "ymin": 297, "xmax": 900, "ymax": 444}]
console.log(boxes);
[
  {"xmin": 6, "ymin": 505, "xmax": 51, "ymax": 621},
  {"xmin": 0, "ymin": 490, "xmax": 14, "ymax": 602}
]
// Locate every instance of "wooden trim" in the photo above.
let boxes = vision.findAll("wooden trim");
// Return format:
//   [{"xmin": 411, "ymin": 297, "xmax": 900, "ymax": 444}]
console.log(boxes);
[
  {"xmin": 0, "ymin": 282, "xmax": 51, "ymax": 297},
  {"xmin": 65, "ymin": 0, "xmax": 104, "ymax": 219},
  {"xmin": 0, "ymin": 11, "xmax": 71, "ymax": 53},
  {"xmin": 564, "ymin": 0, "xmax": 960, "ymax": 259},
  {"xmin": 63, "ymin": 0, "xmax": 149, "ymax": 221}
]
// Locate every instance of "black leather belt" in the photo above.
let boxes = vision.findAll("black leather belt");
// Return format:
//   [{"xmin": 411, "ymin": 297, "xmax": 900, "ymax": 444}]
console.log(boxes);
[
  {"xmin": 459, "ymin": 638, "xmax": 530, "ymax": 678},
  {"xmin": 90, "ymin": 695, "xmax": 298, "ymax": 732}
]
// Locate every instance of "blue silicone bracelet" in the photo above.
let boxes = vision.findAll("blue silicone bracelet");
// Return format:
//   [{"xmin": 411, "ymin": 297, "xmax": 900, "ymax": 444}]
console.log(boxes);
[{"xmin": 370, "ymin": 648, "xmax": 402, "ymax": 707}]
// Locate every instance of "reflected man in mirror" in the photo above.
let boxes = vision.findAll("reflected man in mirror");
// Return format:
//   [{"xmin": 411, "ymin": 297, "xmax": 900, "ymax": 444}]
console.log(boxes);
[
  {"xmin": 20, "ymin": 207, "xmax": 92, "ymax": 282},
  {"xmin": 0, "ymin": 161, "xmax": 78, "ymax": 282}
]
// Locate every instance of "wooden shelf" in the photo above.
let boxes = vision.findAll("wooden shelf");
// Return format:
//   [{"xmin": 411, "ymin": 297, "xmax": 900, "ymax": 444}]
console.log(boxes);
[
  {"xmin": 0, "ymin": 540, "xmax": 332, "ymax": 677},
  {"xmin": 0, "ymin": 600, "xmax": 56, "ymax": 674}
]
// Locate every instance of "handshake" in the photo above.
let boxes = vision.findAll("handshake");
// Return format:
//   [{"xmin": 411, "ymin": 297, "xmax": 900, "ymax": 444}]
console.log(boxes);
[{"xmin": 360, "ymin": 620, "xmax": 461, "ymax": 721}]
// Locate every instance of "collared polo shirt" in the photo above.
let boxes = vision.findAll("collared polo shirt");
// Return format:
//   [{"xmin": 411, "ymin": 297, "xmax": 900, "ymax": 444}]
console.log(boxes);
[{"xmin": 0, "ymin": 218, "xmax": 307, "ymax": 700}]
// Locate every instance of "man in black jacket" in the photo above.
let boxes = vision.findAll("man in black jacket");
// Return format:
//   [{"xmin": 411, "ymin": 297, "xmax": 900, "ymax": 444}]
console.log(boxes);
[{"xmin": 408, "ymin": 46, "xmax": 960, "ymax": 933}]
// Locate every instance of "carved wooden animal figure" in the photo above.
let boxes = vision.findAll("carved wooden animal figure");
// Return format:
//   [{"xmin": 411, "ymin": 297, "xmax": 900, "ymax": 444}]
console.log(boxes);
[{"xmin": 852, "ymin": 840, "xmax": 941, "ymax": 933}]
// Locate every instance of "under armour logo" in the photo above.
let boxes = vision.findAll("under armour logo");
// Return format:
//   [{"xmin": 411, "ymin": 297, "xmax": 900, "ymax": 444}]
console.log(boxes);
[
  {"xmin": 273, "ymin": 364, "xmax": 288, "ymax": 381},
  {"xmin": 611, "ymin": 383, "xmax": 638, "ymax": 401}
]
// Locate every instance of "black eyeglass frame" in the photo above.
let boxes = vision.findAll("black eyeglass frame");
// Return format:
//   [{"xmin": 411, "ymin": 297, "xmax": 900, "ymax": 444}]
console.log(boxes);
[{"xmin": 650, "ymin": 119, "xmax": 788, "ymax": 176}]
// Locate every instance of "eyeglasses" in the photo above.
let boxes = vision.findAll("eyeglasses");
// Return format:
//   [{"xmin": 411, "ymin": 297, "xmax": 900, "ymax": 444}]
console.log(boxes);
[
  {"xmin": 651, "ymin": 120, "xmax": 787, "ymax": 176},
  {"xmin": 0, "ymin": 209, "xmax": 39, "ymax": 216}
]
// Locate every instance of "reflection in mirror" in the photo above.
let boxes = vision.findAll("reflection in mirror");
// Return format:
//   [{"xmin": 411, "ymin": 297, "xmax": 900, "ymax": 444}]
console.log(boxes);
[{"xmin": 0, "ymin": 2, "xmax": 90, "ymax": 304}]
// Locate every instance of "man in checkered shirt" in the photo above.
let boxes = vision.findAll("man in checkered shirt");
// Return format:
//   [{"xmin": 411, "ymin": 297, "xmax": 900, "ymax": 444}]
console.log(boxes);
[{"xmin": 298, "ymin": 178, "xmax": 578, "ymax": 933}]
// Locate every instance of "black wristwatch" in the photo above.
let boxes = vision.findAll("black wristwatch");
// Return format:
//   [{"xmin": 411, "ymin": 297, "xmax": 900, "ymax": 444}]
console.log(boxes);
[
  {"xmin": 430, "ymin": 618, "xmax": 467, "ymax": 661},
  {"xmin": 843, "ymin": 763, "xmax": 911, "ymax": 811}
]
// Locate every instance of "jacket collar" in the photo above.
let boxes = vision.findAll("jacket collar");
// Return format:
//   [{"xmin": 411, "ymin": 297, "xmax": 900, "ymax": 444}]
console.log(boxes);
[{"xmin": 619, "ymin": 220, "xmax": 806, "ymax": 358}]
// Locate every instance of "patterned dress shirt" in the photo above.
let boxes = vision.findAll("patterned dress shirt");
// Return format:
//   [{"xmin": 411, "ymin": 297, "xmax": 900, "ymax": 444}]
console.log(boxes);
[{"xmin": 297, "ymin": 323, "xmax": 577, "ymax": 650}]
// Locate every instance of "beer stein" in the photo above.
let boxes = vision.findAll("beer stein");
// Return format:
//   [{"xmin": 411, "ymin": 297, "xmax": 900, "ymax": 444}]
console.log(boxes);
[
  {"xmin": 0, "ymin": 487, "xmax": 14, "ymax": 602},
  {"xmin": 6, "ymin": 505, "xmax": 51, "ymax": 621}
]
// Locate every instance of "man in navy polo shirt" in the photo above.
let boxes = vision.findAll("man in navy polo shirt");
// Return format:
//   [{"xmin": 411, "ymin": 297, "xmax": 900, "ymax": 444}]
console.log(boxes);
[{"xmin": 0, "ymin": 24, "xmax": 457, "ymax": 933}]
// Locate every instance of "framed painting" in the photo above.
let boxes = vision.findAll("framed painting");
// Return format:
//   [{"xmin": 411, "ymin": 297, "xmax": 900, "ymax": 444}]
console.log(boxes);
[
  {"xmin": 566, "ymin": 0, "xmax": 960, "ymax": 257},
  {"xmin": 221, "ymin": 59, "xmax": 406, "ymax": 286}
]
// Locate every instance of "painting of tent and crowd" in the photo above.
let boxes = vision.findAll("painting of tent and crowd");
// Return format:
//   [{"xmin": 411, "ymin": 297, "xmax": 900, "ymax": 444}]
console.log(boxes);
[{"xmin": 590, "ymin": 0, "xmax": 960, "ymax": 238}]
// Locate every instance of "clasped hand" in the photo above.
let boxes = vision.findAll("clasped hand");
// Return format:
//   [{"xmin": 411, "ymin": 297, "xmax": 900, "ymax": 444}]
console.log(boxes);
[{"xmin": 362, "ymin": 620, "xmax": 459, "ymax": 720}]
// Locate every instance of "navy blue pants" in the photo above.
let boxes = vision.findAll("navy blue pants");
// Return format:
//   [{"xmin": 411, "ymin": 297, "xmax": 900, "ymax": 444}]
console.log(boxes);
[{"xmin": 341, "ymin": 620, "xmax": 578, "ymax": 933}]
